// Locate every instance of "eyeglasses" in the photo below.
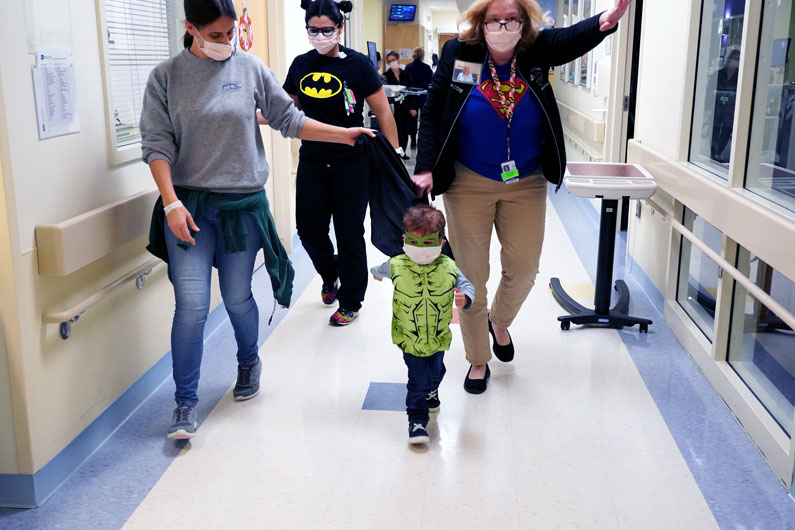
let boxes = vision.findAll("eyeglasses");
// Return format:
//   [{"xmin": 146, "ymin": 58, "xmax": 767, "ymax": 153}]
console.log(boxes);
[
  {"xmin": 306, "ymin": 25, "xmax": 338, "ymax": 37},
  {"xmin": 484, "ymin": 19, "xmax": 522, "ymax": 32}
]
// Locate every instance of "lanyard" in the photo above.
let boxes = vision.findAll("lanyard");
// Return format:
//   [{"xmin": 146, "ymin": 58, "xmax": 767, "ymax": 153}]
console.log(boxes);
[
  {"xmin": 343, "ymin": 80, "xmax": 356, "ymax": 116},
  {"xmin": 487, "ymin": 54, "xmax": 517, "ymax": 159}
]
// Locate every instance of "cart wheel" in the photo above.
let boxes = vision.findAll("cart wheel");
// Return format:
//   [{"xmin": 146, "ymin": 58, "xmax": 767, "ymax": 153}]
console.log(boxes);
[
  {"xmin": 560, "ymin": 321, "xmax": 570, "ymax": 331},
  {"xmin": 60, "ymin": 322, "xmax": 71, "ymax": 340},
  {"xmin": 639, "ymin": 323, "xmax": 648, "ymax": 333}
]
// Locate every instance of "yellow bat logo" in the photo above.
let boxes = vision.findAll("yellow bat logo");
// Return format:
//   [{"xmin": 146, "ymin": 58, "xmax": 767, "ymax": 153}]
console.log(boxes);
[{"xmin": 300, "ymin": 72, "xmax": 343, "ymax": 99}]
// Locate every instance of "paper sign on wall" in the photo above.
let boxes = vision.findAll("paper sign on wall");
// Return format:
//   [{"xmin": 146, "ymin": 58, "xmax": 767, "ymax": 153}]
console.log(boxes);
[
  {"xmin": 32, "ymin": 48, "xmax": 80, "ymax": 139},
  {"xmin": 399, "ymin": 48, "xmax": 412, "ymax": 60}
]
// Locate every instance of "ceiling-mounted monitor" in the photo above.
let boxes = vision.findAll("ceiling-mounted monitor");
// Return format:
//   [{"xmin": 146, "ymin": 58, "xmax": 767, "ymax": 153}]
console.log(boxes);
[{"xmin": 389, "ymin": 4, "xmax": 416, "ymax": 21}]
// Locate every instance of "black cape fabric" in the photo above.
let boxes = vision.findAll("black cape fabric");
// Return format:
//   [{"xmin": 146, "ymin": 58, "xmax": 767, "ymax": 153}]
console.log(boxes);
[{"xmin": 360, "ymin": 132, "xmax": 421, "ymax": 257}]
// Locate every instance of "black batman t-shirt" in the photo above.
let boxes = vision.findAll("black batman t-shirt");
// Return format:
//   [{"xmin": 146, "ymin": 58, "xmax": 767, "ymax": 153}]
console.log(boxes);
[{"xmin": 283, "ymin": 46, "xmax": 382, "ymax": 161}]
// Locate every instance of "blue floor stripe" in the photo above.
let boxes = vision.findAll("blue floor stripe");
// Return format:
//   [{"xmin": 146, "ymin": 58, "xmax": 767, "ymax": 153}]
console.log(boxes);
[
  {"xmin": 0, "ymin": 237, "xmax": 317, "ymax": 529},
  {"xmin": 362, "ymin": 382, "xmax": 407, "ymax": 412},
  {"xmin": 548, "ymin": 186, "xmax": 795, "ymax": 528}
]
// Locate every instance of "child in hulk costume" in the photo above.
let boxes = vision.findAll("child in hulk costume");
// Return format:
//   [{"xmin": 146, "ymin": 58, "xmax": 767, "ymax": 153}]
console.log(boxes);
[{"xmin": 371, "ymin": 205, "xmax": 474, "ymax": 445}]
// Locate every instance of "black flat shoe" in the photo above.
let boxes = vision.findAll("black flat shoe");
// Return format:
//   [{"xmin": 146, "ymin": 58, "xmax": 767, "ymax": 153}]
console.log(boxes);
[
  {"xmin": 488, "ymin": 317, "xmax": 514, "ymax": 362},
  {"xmin": 463, "ymin": 364, "xmax": 490, "ymax": 394}
]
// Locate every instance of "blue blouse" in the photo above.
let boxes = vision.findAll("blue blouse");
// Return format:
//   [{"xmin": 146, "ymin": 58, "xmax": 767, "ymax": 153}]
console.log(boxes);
[{"xmin": 454, "ymin": 61, "xmax": 544, "ymax": 181}]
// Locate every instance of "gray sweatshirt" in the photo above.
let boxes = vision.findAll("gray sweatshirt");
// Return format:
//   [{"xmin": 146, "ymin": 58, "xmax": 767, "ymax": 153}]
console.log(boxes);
[{"xmin": 141, "ymin": 49, "xmax": 307, "ymax": 193}]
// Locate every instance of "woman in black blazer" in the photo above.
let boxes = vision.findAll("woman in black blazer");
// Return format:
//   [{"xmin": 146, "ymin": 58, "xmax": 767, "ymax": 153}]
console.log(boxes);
[
  {"xmin": 384, "ymin": 51, "xmax": 416, "ymax": 159},
  {"xmin": 412, "ymin": 0, "xmax": 632, "ymax": 393}
]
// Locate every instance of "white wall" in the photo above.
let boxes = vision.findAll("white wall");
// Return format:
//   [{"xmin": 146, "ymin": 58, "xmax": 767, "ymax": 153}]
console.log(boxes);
[
  {"xmin": 0, "ymin": 0, "xmax": 208, "ymax": 474},
  {"xmin": 5, "ymin": 6, "xmax": 157, "ymax": 252},
  {"xmin": 285, "ymin": 1, "xmax": 312, "ymax": 65},
  {"xmin": 0, "ymin": 304, "xmax": 18, "ymax": 473},
  {"xmin": 430, "ymin": 10, "xmax": 460, "ymax": 58},
  {"xmin": 553, "ymin": 0, "xmax": 613, "ymax": 160},
  {"xmin": 417, "ymin": 2, "xmax": 432, "ymax": 54},
  {"xmin": 625, "ymin": 0, "xmax": 695, "ymax": 294},
  {"xmin": 632, "ymin": 0, "xmax": 693, "ymax": 159},
  {"xmin": 432, "ymin": 10, "xmax": 459, "ymax": 33},
  {"xmin": 362, "ymin": 0, "xmax": 384, "ymax": 56}
]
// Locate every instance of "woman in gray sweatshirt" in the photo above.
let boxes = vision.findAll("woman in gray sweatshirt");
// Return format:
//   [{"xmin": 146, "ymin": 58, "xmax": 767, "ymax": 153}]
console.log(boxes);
[{"xmin": 140, "ymin": 0, "xmax": 373, "ymax": 440}]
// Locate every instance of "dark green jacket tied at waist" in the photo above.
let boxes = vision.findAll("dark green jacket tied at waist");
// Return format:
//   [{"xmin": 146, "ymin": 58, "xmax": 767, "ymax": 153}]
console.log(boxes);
[{"xmin": 147, "ymin": 187, "xmax": 294, "ymax": 308}]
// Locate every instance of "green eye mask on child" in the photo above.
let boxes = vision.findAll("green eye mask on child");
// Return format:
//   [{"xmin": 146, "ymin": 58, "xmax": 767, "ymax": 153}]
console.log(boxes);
[{"xmin": 404, "ymin": 231, "xmax": 441, "ymax": 247}]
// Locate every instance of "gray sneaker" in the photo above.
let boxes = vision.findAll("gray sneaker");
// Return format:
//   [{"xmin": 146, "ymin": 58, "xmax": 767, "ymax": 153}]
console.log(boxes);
[
  {"xmin": 167, "ymin": 404, "xmax": 197, "ymax": 439},
  {"xmin": 233, "ymin": 357, "xmax": 261, "ymax": 401}
]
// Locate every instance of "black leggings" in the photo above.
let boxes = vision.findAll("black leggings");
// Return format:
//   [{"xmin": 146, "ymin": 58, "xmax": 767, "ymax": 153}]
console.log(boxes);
[{"xmin": 295, "ymin": 154, "xmax": 369, "ymax": 311}]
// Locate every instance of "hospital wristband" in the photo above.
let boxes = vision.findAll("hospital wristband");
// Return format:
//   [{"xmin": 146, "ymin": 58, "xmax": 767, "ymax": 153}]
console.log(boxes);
[{"xmin": 163, "ymin": 200, "xmax": 183, "ymax": 216}]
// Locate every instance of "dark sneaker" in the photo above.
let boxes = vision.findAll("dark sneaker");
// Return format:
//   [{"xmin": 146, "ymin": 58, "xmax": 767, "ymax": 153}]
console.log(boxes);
[
  {"xmin": 329, "ymin": 308, "xmax": 358, "ymax": 326},
  {"xmin": 426, "ymin": 388, "xmax": 440, "ymax": 413},
  {"xmin": 167, "ymin": 404, "xmax": 197, "ymax": 439},
  {"xmin": 408, "ymin": 422, "xmax": 429, "ymax": 445},
  {"xmin": 321, "ymin": 281, "xmax": 338, "ymax": 305},
  {"xmin": 233, "ymin": 357, "xmax": 261, "ymax": 401}
]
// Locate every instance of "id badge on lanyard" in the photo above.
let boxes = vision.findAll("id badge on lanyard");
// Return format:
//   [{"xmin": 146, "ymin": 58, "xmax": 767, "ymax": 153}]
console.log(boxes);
[
  {"xmin": 490, "ymin": 55, "xmax": 520, "ymax": 184},
  {"xmin": 500, "ymin": 119, "xmax": 519, "ymax": 184}
]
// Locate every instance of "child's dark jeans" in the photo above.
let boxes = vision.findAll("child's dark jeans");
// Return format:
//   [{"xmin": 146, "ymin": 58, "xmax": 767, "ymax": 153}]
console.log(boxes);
[{"xmin": 403, "ymin": 351, "xmax": 446, "ymax": 424}]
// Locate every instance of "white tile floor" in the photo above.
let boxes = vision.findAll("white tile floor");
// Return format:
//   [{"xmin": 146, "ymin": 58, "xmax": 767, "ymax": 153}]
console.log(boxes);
[{"xmin": 123, "ymin": 198, "xmax": 719, "ymax": 530}]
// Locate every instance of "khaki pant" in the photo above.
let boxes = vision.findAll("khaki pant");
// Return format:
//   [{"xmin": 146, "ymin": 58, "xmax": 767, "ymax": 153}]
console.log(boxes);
[{"xmin": 444, "ymin": 163, "xmax": 547, "ymax": 365}]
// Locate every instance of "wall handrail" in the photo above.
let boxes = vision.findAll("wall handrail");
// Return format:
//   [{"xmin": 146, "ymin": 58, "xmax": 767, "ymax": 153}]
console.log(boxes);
[
  {"xmin": 35, "ymin": 188, "xmax": 159, "ymax": 277},
  {"xmin": 42, "ymin": 257, "xmax": 163, "ymax": 339},
  {"xmin": 556, "ymin": 100, "xmax": 606, "ymax": 143},
  {"xmin": 645, "ymin": 197, "xmax": 795, "ymax": 333}
]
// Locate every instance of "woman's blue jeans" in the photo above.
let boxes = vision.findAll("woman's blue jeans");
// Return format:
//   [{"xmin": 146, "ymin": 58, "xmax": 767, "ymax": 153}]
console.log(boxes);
[{"xmin": 165, "ymin": 201, "xmax": 261, "ymax": 406}]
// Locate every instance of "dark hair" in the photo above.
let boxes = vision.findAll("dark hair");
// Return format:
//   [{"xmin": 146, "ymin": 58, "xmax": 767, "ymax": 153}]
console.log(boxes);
[
  {"xmin": 403, "ymin": 205, "xmax": 446, "ymax": 237},
  {"xmin": 183, "ymin": 0, "xmax": 237, "ymax": 49},
  {"xmin": 386, "ymin": 51, "xmax": 400, "ymax": 62},
  {"xmin": 301, "ymin": 0, "xmax": 353, "ymax": 25},
  {"xmin": 376, "ymin": 51, "xmax": 382, "ymax": 61}
]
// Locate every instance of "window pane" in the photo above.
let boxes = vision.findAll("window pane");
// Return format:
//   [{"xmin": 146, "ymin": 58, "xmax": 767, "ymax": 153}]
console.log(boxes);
[
  {"xmin": 745, "ymin": 0, "xmax": 795, "ymax": 213},
  {"xmin": 689, "ymin": 0, "xmax": 746, "ymax": 178},
  {"xmin": 728, "ymin": 248, "xmax": 795, "ymax": 436},
  {"xmin": 105, "ymin": 0, "xmax": 172, "ymax": 148},
  {"xmin": 676, "ymin": 208, "xmax": 723, "ymax": 341}
]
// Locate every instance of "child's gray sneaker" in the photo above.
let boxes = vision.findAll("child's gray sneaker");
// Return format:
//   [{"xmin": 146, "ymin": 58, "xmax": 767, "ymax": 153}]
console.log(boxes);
[
  {"xmin": 408, "ymin": 422, "xmax": 430, "ymax": 445},
  {"xmin": 167, "ymin": 404, "xmax": 197, "ymax": 439},
  {"xmin": 233, "ymin": 357, "xmax": 261, "ymax": 401}
]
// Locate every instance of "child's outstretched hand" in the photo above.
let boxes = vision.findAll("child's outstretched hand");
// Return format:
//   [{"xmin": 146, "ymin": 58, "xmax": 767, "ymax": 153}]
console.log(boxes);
[{"xmin": 454, "ymin": 288, "xmax": 467, "ymax": 308}]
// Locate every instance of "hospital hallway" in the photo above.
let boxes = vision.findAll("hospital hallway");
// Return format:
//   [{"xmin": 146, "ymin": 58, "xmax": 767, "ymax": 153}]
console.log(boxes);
[
  {"xmin": 2, "ymin": 177, "xmax": 794, "ymax": 529},
  {"xmin": 3, "ymin": 0, "xmax": 795, "ymax": 527}
]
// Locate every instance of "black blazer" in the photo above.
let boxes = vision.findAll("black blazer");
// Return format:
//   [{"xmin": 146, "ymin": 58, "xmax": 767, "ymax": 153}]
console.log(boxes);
[{"xmin": 415, "ymin": 13, "xmax": 616, "ymax": 196}]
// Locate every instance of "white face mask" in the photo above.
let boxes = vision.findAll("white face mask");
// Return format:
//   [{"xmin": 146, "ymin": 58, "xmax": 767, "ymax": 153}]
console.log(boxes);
[
  {"xmin": 388, "ymin": 60, "xmax": 399, "ymax": 70},
  {"xmin": 196, "ymin": 31, "xmax": 235, "ymax": 61},
  {"xmin": 403, "ymin": 244, "xmax": 442, "ymax": 265},
  {"xmin": 484, "ymin": 27, "xmax": 521, "ymax": 54},
  {"xmin": 309, "ymin": 31, "xmax": 339, "ymax": 55}
]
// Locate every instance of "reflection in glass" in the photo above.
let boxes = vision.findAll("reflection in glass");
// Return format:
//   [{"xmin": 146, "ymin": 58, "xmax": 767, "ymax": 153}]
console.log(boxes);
[
  {"xmin": 728, "ymin": 248, "xmax": 795, "ymax": 436},
  {"xmin": 676, "ymin": 209, "xmax": 723, "ymax": 342},
  {"xmin": 746, "ymin": 0, "xmax": 795, "ymax": 213},
  {"xmin": 690, "ymin": 0, "xmax": 746, "ymax": 178}
]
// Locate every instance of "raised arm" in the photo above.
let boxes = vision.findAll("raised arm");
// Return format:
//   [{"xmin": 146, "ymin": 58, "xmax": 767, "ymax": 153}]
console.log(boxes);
[{"xmin": 527, "ymin": 1, "xmax": 629, "ymax": 68}]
